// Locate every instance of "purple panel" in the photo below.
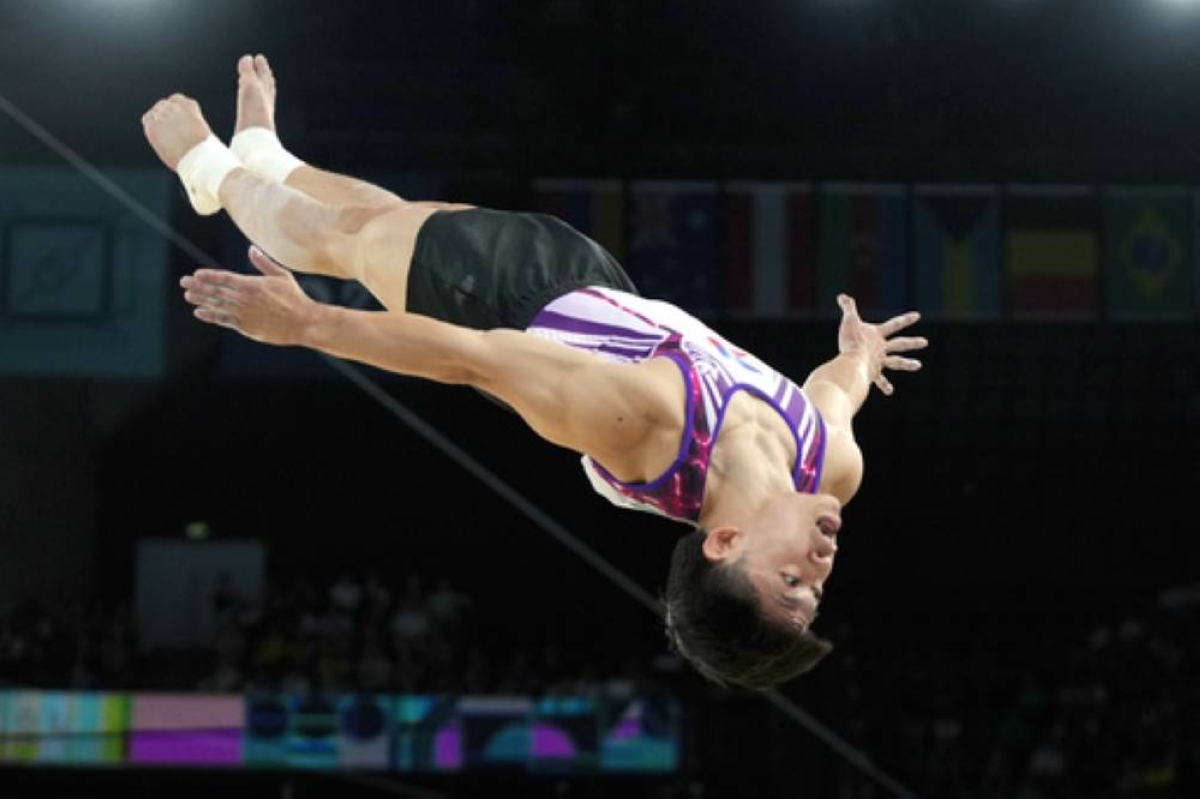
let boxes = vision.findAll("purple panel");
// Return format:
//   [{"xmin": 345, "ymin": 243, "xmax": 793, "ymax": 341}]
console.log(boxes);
[
  {"xmin": 532, "ymin": 724, "xmax": 577, "ymax": 758},
  {"xmin": 128, "ymin": 731, "xmax": 241, "ymax": 765},
  {"xmin": 434, "ymin": 722, "xmax": 462, "ymax": 769}
]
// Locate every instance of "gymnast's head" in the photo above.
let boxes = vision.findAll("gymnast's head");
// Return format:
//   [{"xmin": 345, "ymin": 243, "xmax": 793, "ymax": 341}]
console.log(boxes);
[{"xmin": 663, "ymin": 491, "xmax": 840, "ymax": 689}]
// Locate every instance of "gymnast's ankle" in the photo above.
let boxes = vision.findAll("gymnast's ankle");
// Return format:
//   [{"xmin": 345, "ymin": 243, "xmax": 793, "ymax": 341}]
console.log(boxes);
[
  {"xmin": 176, "ymin": 135, "xmax": 242, "ymax": 216},
  {"xmin": 230, "ymin": 126, "xmax": 305, "ymax": 184}
]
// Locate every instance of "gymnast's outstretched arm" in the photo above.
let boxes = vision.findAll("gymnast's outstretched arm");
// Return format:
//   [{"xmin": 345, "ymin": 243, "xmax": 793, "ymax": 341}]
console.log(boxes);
[
  {"xmin": 180, "ymin": 246, "xmax": 684, "ymax": 479},
  {"xmin": 802, "ymin": 295, "xmax": 925, "ymax": 425},
  {"xmin": 800, "ymin": 295, "xmax": 927, "ymax": 501}
]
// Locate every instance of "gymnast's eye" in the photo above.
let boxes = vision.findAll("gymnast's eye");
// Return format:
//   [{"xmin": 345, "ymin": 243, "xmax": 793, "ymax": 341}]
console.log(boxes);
[{"xmin": 782, "ymin": 574, "xmax": 801, "ymax": 589}]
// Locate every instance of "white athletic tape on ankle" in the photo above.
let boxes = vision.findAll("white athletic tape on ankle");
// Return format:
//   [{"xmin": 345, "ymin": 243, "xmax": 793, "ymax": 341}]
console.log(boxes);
[
  {"xmin": 230, "ymin": 127, "xmax": 304, "ymax": 183},
  {"xmin": 176, "ymin": 135, "xmax": 242, "ymax": 216}
]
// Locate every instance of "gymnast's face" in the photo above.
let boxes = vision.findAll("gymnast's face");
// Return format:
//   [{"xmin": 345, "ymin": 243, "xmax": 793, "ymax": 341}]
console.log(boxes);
[{"xmin": 703, "ymin": 492, "xmax": 841, "ymax": 630}]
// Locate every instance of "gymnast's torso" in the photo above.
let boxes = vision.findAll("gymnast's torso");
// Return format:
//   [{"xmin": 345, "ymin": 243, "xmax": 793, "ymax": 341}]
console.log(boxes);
[{"xmin": 525, "ymin": 285, "xmax": 828, "ymax": 527}]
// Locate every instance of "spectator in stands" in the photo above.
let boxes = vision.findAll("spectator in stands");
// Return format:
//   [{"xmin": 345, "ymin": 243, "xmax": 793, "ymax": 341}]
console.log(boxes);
[
  {"xmin": 210, "ymin": 571, "xmax": 242, "ymax": 627},
  {"xmin": 426, "ymin": 576, "xmax": 471, "ymax": 634},
  {"xmin": 355, "ymin": 631, "xmax": 393, "ymax": 692},
  {"xmin": 328, "ymin": 570, "xmax": 363, "ymax": 617},
  {"xmin": 360, "ymin": 569, "xmax": 392, "ymax": 628},
  {"xmin": 388, "ymin": 575, "xmax": 431, "ymax": 644}
]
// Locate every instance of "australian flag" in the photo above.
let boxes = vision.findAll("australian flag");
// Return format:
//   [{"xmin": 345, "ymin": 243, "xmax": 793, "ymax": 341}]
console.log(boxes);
[{"xmin": 625, "ymin": 180, "xmax": 720, "ymax": 318}]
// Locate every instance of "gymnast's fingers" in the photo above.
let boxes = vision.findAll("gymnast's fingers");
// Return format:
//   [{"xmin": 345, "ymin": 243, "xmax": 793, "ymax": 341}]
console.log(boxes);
[
  {"xmin": 183, "ymin": 283, "xmax": 240, "ymax": 309},
  {"xmin": 189, "ymin": 268, "xmax": 253, "ymax": 288},
  {"xmin": 882, "ymin": 355, "xmax": 922, "ymax": 372},
  {"xmin": 194, "ymin": 306, "xmax": 240, "ymax": 331},
  {"xmin": 886, "ymin": 335, "xmax": 928, "ymax": 353},
  {"xmin": 879, "ymin": 311, "xmax": 921, "ymax": 337}
]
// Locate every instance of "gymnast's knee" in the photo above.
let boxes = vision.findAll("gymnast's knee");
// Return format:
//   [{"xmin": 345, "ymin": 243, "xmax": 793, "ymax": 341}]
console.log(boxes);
[{"xmin": 325, "ymin": 202, "xmax": 408, "ymax": 282}]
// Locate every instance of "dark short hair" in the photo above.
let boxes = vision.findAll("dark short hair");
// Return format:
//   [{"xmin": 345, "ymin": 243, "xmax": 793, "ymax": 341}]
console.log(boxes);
[{"xmin": 663, "ymin": 528, "xmax": 833, "ymax": 690}]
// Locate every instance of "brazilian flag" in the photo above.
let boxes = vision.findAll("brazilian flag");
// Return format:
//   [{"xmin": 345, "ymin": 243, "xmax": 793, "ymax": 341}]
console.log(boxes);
[{"xmin": 1103, "ymin": 186, "xmax": 1193, "ymax": 321}]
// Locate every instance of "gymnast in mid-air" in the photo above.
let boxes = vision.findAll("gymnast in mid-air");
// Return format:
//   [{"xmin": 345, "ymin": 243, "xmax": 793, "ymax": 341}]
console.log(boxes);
[{"xmin": 141, "ymin": 53, "xmax": 927, "ymax": 690}]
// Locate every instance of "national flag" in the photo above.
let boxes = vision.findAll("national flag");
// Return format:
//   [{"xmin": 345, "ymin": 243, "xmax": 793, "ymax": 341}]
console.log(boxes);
[
  {"xmin": 913, "ymin": 183, "xmax": 1002, "ymax": 321},
  {"xmin": 1103, "ymin": 186, "xmax": 1193, "ymax": 321},
  {"xmin": 723, "ymin": 181, "xmax": 816, "ymax": 319},
  {"xmin": 817, "ymin": 182, "xmax": 911, "ymax": 320},
  {"xmin": 530, "ymin": 178, "xmax": 626, "ymax": 262},
  {"xmin": 626, "ymin": 180, "xmax": 721, "ymax": 316},
  {"xmin": 1004, "ymin": 184, "xmax": 1099, "ymax": 320}
]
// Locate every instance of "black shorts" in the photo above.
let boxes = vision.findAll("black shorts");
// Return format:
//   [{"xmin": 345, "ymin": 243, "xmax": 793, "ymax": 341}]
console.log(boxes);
[{"xmin": 406, "ymin": 207, "xmax": 639, "ymax": 330}]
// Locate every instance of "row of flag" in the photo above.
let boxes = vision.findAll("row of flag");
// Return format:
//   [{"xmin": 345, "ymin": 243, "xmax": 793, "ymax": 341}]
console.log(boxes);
[{"xmin": 529, "ymin": 179, "xmax": 1197, "ymax": 322}]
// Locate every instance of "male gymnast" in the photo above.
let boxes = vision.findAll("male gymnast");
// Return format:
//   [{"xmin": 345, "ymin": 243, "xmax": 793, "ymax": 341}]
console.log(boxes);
[{"xmin": 141, "ymin": 54, "xmax": 927, "ymax": 690}]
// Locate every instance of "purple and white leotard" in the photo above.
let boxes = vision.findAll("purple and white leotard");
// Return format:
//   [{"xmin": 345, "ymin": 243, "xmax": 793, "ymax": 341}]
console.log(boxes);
[{"xmin": 526, "ymin": 286, "xmax": 827, "ymax": 528}]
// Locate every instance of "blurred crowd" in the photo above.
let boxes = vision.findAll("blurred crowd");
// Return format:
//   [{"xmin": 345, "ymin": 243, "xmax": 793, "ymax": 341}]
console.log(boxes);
[
  {"xmin": 2, "ymin": 572, "xmax": 1196, "ymax": 796},
  {"xmin": 192, "ymin": 567, "xmax": 672, "ymax": 697},
  {"xmin": 812, "ymin": 583, "xmax": 1200, "ymax": 798},
  {"xmin": 0, "ymin": 567, "xmax": 673, "ymax": 698},
  {"xmin": 0, "ymin": 594, "xmax": 137, "ymax": 691},
  {"xmin": 974, "ymin": 583, "xmax": 1200, "ymax": 799}
]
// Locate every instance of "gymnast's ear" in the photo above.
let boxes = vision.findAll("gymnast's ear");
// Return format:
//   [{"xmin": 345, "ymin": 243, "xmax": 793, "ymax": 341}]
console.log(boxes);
[{"xmin": 702, "ymin": 526, "xmax": 742, "ymax": 564}]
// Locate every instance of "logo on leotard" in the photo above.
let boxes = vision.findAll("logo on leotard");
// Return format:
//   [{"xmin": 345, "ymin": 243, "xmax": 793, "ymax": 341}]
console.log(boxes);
[{"xmin": 706, "ymin": 336, "xmax": 763, "ymax": 374}]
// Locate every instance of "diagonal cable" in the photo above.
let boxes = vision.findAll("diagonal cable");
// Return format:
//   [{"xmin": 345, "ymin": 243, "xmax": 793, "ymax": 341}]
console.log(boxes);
[
  {"xmin": 0, "ymin": 88, "xmax": 915, "ymax": 799},
  {"xmin": 321, "ymin": 356, "xmax": 663, "ymax": 615},
  {"xmin": 0, "ymin": 92, "xmax": 219, "ymax": 270}
]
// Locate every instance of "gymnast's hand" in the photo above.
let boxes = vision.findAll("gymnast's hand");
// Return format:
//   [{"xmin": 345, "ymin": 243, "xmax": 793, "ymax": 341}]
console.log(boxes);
[
  {"xmin": 141, "ymin": 94, "xmax": 214, "ymax": 172},
  {"xmin": 181, "ymin": 246, "xmax": 316, "ymax": 346},
  {"xmin": 835, "ymin": 293, "xmax": 927, "ymax": 396}
]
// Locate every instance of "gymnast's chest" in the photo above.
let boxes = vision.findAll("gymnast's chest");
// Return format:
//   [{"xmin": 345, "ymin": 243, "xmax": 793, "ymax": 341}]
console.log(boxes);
[{"xmin": 712, "ymin": 390, "xmax": 798, "ymax": 469}]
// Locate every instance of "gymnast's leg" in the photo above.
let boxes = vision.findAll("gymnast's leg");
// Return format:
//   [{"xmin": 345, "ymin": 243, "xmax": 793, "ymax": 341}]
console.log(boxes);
[
  {"xmin": 226, "ymin": 53, "xmax": 472, "ymax": 309},
  {"xmin": 233, "ymin": 53, "xmax": 472, "ymax": 214},
  {"xmin": 136, "ymin": 88, "xmax": 438, "ymax": 318},
  {"xmin": 146, "ymin": 67, "xmax": 515, "ymax": 322}
]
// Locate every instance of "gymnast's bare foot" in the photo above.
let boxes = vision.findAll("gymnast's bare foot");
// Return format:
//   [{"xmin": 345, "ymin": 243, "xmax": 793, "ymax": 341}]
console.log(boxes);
[
  {"xmin": 142, "ymin": 94, "xmax": 214, "ymax": 172},
  {"xmin": 234, "ymin": 53, "xmax": 277, "ymax": 136}
]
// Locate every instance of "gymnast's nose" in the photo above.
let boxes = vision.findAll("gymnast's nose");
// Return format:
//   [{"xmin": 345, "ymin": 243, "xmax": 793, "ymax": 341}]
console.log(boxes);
[{"xmin": 811, "ymin": 529, "xmax": 837, "ymax": 560}]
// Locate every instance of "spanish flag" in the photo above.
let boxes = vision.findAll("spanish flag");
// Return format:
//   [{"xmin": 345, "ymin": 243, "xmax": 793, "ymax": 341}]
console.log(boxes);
[{"xmin": 1004, "ymin": 184, "xmax": 1099, "ymax": 320}]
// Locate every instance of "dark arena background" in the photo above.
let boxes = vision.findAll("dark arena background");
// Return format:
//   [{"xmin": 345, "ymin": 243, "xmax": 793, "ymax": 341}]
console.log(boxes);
[{"xmin": 1, "ymin": 1, "xmax": 1198, "ymax": 797}]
